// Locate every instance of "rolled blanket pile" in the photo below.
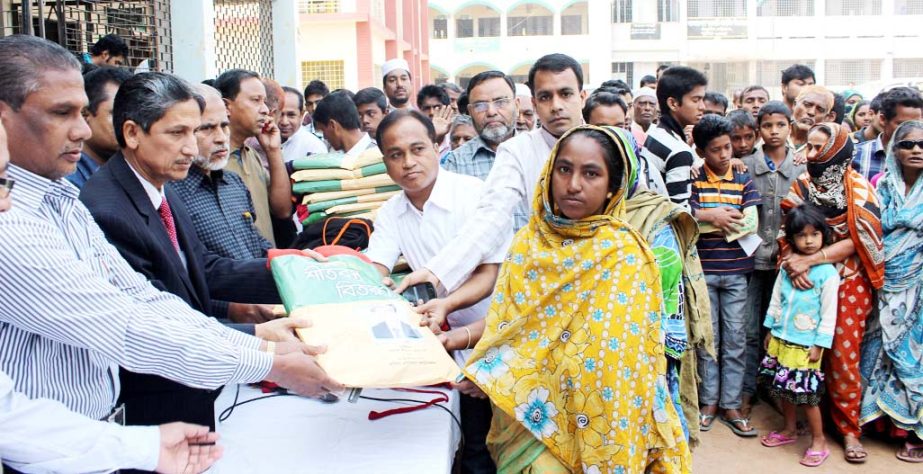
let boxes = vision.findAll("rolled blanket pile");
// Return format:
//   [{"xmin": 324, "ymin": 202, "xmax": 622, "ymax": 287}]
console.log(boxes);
[{"xmin": 291, "ymin": 148, "xmax": 399, "ymax": 225}]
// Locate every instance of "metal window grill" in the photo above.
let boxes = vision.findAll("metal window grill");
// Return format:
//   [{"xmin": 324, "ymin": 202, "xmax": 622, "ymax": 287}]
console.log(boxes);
[
  {"xmin": 892, "ymin": 59, "xmax": 923, "ymax": 79},
  {"xmin": 0, "ymin": 0, "xmax": 173, "ymax": 72},
  {"xmin": 299, "ymin": 0, "xmax": 338, "ymax": 14},
  {"xmin": 301, "ymin": 60, "xmax": 344, "ymax": 90},
  {"xmin": 825, "ymin": 59, "xmax": 881, "ymax": 87},
  {"xmin": 213, "ymin": 0, "xmax": 274, "ymax": 78}
]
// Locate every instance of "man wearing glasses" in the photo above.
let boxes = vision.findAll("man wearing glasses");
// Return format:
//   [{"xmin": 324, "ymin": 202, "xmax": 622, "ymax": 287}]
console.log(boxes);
[{"xmin": 442, "ymin": 70, "xmax": 519, "ymax": 182}]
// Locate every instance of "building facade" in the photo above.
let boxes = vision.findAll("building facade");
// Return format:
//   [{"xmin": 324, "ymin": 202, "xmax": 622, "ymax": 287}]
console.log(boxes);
[
  {"xmin": 610, "ymin": 0, "xmax": 923, "ymax": 98},
  {"xmin": 296, "ymin": 0, "xmax": 431, "ymax": 92},
  {"xmin": 427, "ymin": 0, "xmax": 611, "ymax": 88},
  {"xmin": 427, "ymin": 0, "xmax": 923, "ymax": 97}
]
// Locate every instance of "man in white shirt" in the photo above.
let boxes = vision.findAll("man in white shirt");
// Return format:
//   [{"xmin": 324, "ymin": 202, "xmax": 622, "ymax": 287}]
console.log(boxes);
[
  {"xmin": 278, "ymin": 86, "xmax": 327, "ymax": 162},
  {"xmin": 367, "ymin": 109, "xmax": 511, "ymax": 474},
  {"xmin": 312, "ymin": 92, "xmax": 374, "ymax": 156},
  {"xmin": 395, "ymin": 53, "xmax": 587, "ymax": 296}
]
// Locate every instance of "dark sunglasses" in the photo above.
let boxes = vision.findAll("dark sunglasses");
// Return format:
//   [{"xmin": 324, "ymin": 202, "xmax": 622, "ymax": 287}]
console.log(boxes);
[{"xmin": 896, "ymin": 139, "xmax": 923, "ymax": 151}]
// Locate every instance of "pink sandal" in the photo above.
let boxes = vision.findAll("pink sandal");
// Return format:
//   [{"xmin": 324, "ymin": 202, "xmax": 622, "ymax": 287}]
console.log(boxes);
[
  {"xmin": 761, "ymin": 431, "xmax": 797, "ymax": 447},
  {"xmin": 800, "ymin": 448, "xmax": 830, "ymax": 467}
]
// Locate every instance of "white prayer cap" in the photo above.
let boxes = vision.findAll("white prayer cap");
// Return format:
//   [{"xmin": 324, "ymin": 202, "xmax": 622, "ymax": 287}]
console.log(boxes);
[
  {"xmin": 382, "ymin": 58, "xmax": 411, "ymax": 78},
  {"xmin": 633, "ymin": 87, "xmax": 656, "ymax": 99},
  {"xmin": 515, "ymin": 83, "xmax": 531, "ymax": 97}
]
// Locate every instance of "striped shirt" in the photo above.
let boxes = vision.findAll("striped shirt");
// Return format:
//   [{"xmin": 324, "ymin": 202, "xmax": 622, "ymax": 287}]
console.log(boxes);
[
  {"xmin": 642, "ymin": 124, "xmax": 696, "ymax": 210},
  {"xmin": 690, "ymin": 164, "xmax": 761, "ymax": 274},
  {"xmin": 851, "ymin": 134, "xmax": 884, "ymax": 182},
  {"xmin": 0, "ymin": 165, "xmax": 272, "ymax": 419}
]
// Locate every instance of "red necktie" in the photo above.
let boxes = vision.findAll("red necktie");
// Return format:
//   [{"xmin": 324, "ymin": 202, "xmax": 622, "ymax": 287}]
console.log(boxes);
[{"xmin": 158, "ymin": 199, "xmax": 180, "ymax": 254}]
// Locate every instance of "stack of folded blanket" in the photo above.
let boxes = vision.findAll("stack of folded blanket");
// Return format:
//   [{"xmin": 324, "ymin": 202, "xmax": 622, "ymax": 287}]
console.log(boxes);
[{"xmin": 291, "ymin": 148, "xmax": 400, "ymax": 226}]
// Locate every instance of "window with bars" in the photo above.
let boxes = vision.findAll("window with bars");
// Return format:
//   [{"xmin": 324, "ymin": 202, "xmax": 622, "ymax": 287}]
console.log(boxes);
[
  {"xmin": 432, "ymin": 16, "xmax": 447, "ymax": 39},
  {"xmin": 456, "ymin": 17, "xmax": 474, "ymax": 38},
  {"xmin": 755, "ymin": 60, "xmax": 816, "ymax": 86},
  {"xmin": 894, "ymin": 59, "xmax": 923, "ymax": 78},
  {"xmin": 214, "ymin": 0, "xmax": 274, "ymax": 78},
  {"xmin": 687, "ymin": 61, "xmax": 749, "ymax": 95},
  {"xmin": 299, "ymin": 0, "xmax": 339, "ymax": 14},
  {"xmin": 825, "ymin": 59, "xmax": 881, "ymax": 86},
  {"xmin": 613, "ymin": 0, "xmax": 633, "ymax": 23},
  {"xmin": 825, "ymin": 0, "xmax": 881, "ymax": 15},
  {"xmin": 659, "ymin": 0, "xmax": 680, "ymax": 21},
  {"xmin": 561, "ymin": 15, "xmax": 585, "ymax": 34},
  {"xmin": 611, "ymin": 62, "xmax": 634, "ymax": 89},
  {"xmin": 688, "ymin": 0, "xmax": 747, "ymax": 17},
  {"xmin": 0, "ymin": 0, "xmax": 174, "ymax": 72},
  {"xmin": 301, "ymin": 60, "xmax": 344, "ymax": 90},
  {"xmin": 507, "ymin": 15, "xmax": 553, "ymax": 36},
  {"xmin": 478, "ymin": 17, "xmax": 500, "ymax": 37},
  {"xmin": 895, "ymin": 0, "xmax": 923, "ymax": 14},
  {"xmin": 757, "ymin": 0, "xmax": 814, "ymax": 16}
]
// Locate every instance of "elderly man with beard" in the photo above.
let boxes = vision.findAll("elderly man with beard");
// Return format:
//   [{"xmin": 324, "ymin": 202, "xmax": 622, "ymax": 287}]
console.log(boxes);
[
  {"xmin": 172, "ymin": 84, "xmax": 273, "ymax": 261},
  {"xmin": 442, "ymin": 71, "xmax": 518, "ymax": 181}
]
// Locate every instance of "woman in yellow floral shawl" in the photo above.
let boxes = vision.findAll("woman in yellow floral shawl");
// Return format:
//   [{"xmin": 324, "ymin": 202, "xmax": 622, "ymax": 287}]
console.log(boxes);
[{"xmin": 464, "ymin": 125, "xmax": 691, "ymax": 473}]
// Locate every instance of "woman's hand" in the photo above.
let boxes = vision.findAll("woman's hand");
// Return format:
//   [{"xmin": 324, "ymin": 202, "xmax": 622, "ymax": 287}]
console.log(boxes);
[
  {"xmin": 782, "ymin": 252, "xmax": 816, "ymax": 289},
  {"xmin": 763, "ymin": 332, "xmax": 772, "ymax": 351},
  {"xmin": 415, "ymin": 298, "xmax": 451, "ymax": 332},
  {"xmin": 452, "ymin": 379, "xmax": 487, "ymax": 399},
  {"xmin": 808, "ymin": 345, "xmax": 823, "ymax": 363}
]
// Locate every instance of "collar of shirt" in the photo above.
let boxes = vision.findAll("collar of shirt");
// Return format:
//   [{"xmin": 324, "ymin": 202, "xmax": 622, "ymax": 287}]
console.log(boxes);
[
  {"xmin": 9, "ymin": 164, "xmax": 80, "ymax": 212},
  {"xmin": 345, "ymin": 133, "xmax": 373, "ymax": 157},
  {"xmin": 539, "ymin": 127, "xmax": 559, "ymax": 149},
  {"xmin": 704, "ymin": 162, "xmax": 734, "ymax": 182},
  {"xmin": 751, "ymin": 147, "xmax": 797, "ymax": 178},
  {"xmin": 126, "ymin": 160, "xmax": 166, "ymax": 209},
  {"xmin": 186, "ymin": 165, "xmax": 226, "ymax": 189},
  {"xmin": 397, "ymin": 169, "xmax": 452, "ymax": 216},
  {"xmin": 872, "ymin": 134, "xmax": 884, "ymax": 154}
]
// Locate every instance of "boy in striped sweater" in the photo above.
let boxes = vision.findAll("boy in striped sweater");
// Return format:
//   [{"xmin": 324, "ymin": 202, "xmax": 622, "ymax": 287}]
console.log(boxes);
[
  {"xmin": 690, "ymin": 114, "xmax": 762, "ymax": 438},
  {"xmin": 641, "ymin": 66, "xmax": 708, "ymax": 209}
]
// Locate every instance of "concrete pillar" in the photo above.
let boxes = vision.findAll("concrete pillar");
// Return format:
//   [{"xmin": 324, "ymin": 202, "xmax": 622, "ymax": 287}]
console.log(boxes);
[
  {"xmin": 170, "ymin": 0, "xmax": 217, "ymax": 81},
  {"xmin": 272, "ymin": 0, "xmax": 299, "ymax": 88}
]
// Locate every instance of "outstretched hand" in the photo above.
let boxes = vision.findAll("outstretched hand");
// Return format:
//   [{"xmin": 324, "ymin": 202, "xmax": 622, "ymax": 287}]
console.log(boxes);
[{"xmin": 156, "ymin": 423, "xmax": 223, "ymax": 474}]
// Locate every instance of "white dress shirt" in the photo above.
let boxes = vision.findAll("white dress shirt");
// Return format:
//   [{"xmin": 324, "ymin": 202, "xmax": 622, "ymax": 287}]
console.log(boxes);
[
  {"xmin": 366, "ymin": 169, "xmax": 512, "ymax": 364},
  {"xmin": 424, "ymin": 127, "xmax": 556, "ymax": 292},
  {"xmin": 0, "ymin": 165, "xmax": 271, "ymax": 420},
  {"xmin": 0, "ymin": 370, "xmax": 159, "ymax": 473},
  {"xmin": 281, "ymin": 126, "xmax": 328, "ymax": 163},
  {"xmin": 345, "ymin": 133, "xmax": 374, "ymax": 157}
]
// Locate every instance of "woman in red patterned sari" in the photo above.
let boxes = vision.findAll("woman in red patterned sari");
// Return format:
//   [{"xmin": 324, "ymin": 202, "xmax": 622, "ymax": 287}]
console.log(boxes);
[{"xmin": 779, "ymin": 122, "xmax": 884, "ymax": 463}]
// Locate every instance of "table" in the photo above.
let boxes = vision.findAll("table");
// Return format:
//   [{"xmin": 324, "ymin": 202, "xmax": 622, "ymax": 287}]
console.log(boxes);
[{"xmin": 211, "ymin": 384, "xmax": 461, "ymax": 473}]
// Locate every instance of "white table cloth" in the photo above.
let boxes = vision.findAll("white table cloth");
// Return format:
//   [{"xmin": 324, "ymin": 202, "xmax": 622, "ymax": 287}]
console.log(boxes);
[{"xmin": 211, "ymin": 384, "xmax": 461, "ymax": 473}]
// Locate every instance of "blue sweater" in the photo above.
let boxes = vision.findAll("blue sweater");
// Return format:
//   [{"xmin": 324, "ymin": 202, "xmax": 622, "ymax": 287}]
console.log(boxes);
[{"xmin": 763, "ymin": 263, "xmax": 840, "ymax": 349}]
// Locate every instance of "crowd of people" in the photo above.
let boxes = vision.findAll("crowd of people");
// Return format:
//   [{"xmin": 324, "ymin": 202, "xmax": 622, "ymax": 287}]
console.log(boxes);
[{"xmin": 0, "ymin": 30, "xmax": 922, "ymax": 473}]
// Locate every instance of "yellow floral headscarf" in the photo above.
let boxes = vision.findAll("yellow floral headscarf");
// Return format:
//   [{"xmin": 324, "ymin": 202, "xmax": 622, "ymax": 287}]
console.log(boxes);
[{"xmin": 464, "ymin": 125, "xmax": 691, "ymax": 473}]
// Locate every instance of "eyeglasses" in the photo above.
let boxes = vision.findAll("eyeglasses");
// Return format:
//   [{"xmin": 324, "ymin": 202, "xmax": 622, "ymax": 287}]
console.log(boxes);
[
  {"xmin": 0, "ymin": 177, "xmax": 14, "ymax": 199},
  {"xmin": 469, "ymin": 97, "xmax": 513, "ymax": 114},
  {"xmin": 896, "ymin": 139, "xmax": 923, "ymax": 151}
]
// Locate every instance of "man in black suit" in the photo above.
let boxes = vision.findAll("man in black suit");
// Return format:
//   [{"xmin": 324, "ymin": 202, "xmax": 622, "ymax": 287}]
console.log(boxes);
[{"xmin": 80, "ymin": 72, "xmax": 315, "ymax": 430}]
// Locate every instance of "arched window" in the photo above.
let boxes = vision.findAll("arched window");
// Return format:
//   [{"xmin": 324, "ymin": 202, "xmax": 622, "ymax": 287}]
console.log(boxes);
[
  {"xmin": 455, "ymin": 4, "xmax": 501, "ymax": 38},
  {"xmin": 561, "ymin": 2, "xmax": 588, "ymax": 35},
  {"xmin": 507, "ymin": 3, "xmax": 553, "ymax": 36}
]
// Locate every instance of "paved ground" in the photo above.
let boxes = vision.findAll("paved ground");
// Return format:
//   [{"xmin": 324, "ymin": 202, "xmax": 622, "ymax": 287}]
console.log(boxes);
[{"xmin": 692, "ymin": 402, "xmax": 920, "ymax": 473}]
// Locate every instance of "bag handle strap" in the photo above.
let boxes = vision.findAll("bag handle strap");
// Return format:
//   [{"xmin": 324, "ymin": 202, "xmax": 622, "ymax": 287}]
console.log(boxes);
[{"xmin": 322, "ymin": 218, "xmax": 372, "ymax": 247}]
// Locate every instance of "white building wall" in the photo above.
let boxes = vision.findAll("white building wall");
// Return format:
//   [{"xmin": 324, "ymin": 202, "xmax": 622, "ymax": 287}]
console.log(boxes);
[{"xmin": 429, "ymin": 0, "xmax": 606, "ymax": 87}]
